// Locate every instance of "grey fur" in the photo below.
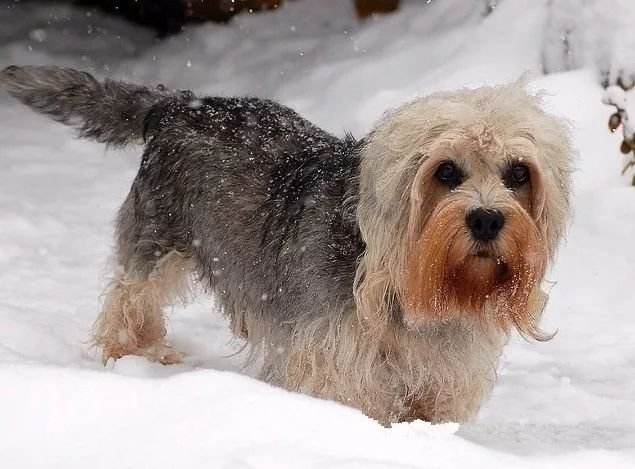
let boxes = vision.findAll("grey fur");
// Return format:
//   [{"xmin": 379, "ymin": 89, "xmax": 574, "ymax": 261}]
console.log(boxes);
[{"xmin": 1, "ymin": 64, "xmax": 363, "ymax": 356}]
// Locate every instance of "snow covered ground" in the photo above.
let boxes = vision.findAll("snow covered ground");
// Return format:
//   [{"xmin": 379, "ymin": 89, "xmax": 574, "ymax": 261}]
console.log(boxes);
[{"xmin": 1, "ymin": 0, "xmax": 634, "ymax": 467}]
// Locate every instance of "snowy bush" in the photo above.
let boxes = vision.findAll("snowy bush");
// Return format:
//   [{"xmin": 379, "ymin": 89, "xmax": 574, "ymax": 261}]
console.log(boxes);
[{"xmin": 543, "ymin": 0, "xmax": 635, "ymax": 85}]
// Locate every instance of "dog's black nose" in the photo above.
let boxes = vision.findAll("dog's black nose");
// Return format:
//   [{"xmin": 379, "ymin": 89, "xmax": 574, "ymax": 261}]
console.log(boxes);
[{"xmin": 466, "ymin": 209, "xmax": 505, "ymax": 241}]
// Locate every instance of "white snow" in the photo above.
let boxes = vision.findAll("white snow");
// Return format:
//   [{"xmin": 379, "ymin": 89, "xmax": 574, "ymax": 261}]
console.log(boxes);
[
  {"xmin": 1, "ymin": 0, "xmax": 634, "ymax": 467},
  {"xmin": 543, "ymin": 0, "xmax": 635, "ymax": 83}
]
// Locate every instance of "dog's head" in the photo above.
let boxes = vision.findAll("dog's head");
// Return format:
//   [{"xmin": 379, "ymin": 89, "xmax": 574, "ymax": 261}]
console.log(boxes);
[{"xmin": 355, "ymin": 83, "xmax": 572, "ymax": 337}]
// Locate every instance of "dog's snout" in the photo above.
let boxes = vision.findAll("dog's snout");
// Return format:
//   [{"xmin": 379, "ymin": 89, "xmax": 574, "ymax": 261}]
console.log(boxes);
[{"xmin": 466, "ymin": 209, "xmax": 505, "ymax": 241}]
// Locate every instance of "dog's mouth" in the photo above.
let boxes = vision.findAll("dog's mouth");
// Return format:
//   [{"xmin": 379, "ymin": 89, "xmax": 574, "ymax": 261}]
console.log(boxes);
[
  {"xmin": 474, "ymin": 250, "xmax": 493, "ymax": 258},
  {"xmin": 466, "ymin": 250, "xmax": 511, "ymax": 283},
  {"xmin": 473, "ymin": 249, "xmax": 503, "ymax": 261}
]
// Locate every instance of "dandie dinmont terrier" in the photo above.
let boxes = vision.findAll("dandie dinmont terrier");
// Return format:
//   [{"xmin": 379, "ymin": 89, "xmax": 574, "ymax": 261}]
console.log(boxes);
[{"xmin": 0, "ymin": 65, "xmax": 572, "ymax": 424}]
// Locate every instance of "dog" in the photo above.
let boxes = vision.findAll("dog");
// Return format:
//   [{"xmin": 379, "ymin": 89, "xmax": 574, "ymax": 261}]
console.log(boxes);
[{"xmin": 0, "ymin": 66, "xmax": 572, "ymax": 425}]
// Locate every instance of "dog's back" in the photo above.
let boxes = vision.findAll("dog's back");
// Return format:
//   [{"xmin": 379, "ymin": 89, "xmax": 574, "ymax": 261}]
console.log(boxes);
[{"xmin": 1, "ymin": 65, "xmax": 362, "ymax": 364}]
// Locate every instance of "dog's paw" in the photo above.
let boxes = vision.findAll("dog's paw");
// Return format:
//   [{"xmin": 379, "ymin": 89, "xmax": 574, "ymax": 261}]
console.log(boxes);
[
  {"xmin": 100, "ymin": 341, "xmax": 183, "ymax": 365},
  {"xmin": 139, "ymin": 341, "xmax": 184, "ymax": 365}
]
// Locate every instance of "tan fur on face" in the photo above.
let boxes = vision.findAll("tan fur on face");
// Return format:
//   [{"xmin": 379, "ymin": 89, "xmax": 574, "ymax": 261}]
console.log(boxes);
[{"xmin": 401, "ymin": 173, "xmax": 549, "ymax": 338}]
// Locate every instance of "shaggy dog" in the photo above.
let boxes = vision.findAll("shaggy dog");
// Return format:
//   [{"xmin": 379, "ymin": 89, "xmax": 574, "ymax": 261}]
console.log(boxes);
[{"xmin": 0, "ymin": 66, "xmax": 572, "ymax": 424}]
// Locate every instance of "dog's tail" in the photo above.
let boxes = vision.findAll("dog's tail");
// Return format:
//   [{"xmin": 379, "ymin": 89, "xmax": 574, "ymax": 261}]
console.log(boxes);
[{"xmin": 0, "ymin": 65, "xmax": 174, "ymax": 146}]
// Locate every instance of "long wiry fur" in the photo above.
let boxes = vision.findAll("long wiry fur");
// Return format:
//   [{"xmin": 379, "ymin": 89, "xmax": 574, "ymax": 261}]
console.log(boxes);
[{"xmin": 1, "ymin": 66, "xmax": 572, "ymax": 425}]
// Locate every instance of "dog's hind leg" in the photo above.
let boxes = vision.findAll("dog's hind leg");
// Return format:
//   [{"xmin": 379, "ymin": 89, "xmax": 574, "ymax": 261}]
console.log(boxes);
[{"xmin": 94, "ymin": 250, "xmax": 193, "ymax": 365}]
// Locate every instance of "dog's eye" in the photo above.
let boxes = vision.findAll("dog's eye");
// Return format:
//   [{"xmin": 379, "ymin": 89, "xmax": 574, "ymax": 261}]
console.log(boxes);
[
  {"xmin": 435, "ymin": 161, "xmax": 463, "ymax": 189},
  {"xmin": 505, "ymin": 163, "xmax": 530, "ymax": 188}
]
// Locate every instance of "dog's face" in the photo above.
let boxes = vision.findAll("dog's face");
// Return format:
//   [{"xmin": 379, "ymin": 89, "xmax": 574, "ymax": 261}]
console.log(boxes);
[
  {"xmin": 356, "ymin": 84, "xmax": 572, "ymax": 337},
  {"xmin": 402, "ymin": 125, "xmax": 550, "ymax": 334}
]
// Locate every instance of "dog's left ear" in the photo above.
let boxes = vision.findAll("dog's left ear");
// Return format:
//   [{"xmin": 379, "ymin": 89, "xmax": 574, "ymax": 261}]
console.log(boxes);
[
  {"xmin": 535, "ymin": 121, "xmax": 573, "ymax": 259},
  {"xmin": 514, "ymin": 82, "xmax": 573, "ymax": 257},
  {"xmin": 515, "ymin": 89, "xmax": 573, "ymax": 259}
]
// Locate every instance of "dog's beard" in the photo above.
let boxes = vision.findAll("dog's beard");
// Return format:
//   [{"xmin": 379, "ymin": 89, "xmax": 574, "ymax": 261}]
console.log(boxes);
[{"xmin": 400, "ymin": 197, "xmax": 548, "ymax": 338}]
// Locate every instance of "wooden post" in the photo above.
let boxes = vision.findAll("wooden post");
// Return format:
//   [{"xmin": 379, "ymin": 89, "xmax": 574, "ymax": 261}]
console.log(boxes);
[{"xmin": 354, "ymin": 0, "xmax": 400, "ymax": 19}]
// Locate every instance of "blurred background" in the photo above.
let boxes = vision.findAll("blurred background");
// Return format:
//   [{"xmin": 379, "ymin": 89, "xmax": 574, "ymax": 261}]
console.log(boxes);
[{"xmin": 2, "ymin": 0, "xmax": 634, "ymax": 134}]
